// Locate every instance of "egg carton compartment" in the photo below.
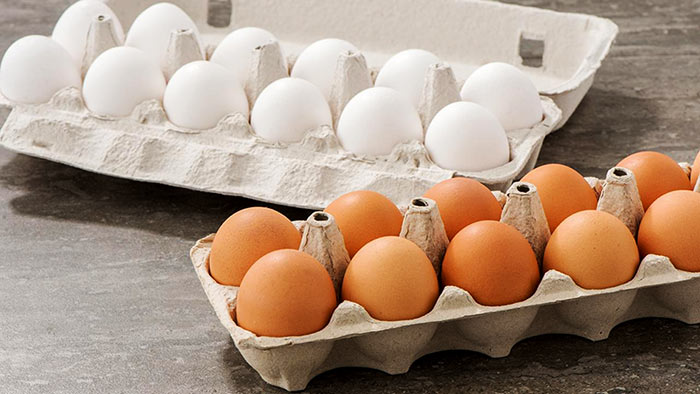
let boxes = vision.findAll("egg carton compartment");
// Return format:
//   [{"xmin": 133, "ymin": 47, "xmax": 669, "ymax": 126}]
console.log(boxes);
[
  {"xmin": 191, "ymin": 166, "xmax": 700, "ymax": 391},
  {"xmin": 0, "ymin": 0, "xmax": 613, "ymax": 209}
]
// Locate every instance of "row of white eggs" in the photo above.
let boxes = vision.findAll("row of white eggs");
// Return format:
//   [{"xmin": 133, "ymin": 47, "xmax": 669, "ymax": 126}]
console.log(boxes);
[{"xmin": 0, "ymin": 1, "xmax": 543, "ymax": 173}]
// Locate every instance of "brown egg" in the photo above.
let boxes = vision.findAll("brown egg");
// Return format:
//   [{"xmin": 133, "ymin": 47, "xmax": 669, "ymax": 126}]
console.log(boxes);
[
  {"xmin": 638, "ymin": 190, "xmax": 700, "ymax": 272},
  {"xmin": 423, "ymin": 177, "xmax": 502, "ymax": 239},
  {"xmin": 325, "ymin": 190, "xmax": 403, "ymax": 257},
  {"xmin": 441, "ymin": 221, "xmax": 539, "ymax": 306},
  {"xmin": 543, "ymin": 210, "xmax": 639, "ymax": 289},
  {"xmin": 209, "ymin": 207, "xmax": 301, "ymax": 286},
  {"xmin": 341, "ymin": 236, "xmax": 439, "ymax": 321},
  {"xmin": 521, "ymin": 164, "xmax": 598, "ymax": 233},
  {"xmin": 691, "ymin": 150, "xmax": 700, "ymax": 190},
  {"xmin": 236, "ymin": 249, "xmax": 337, "ymax": 337},
  {"xmin": 617, "ymin": 151, "xmax": 691, "ymax": 210}
]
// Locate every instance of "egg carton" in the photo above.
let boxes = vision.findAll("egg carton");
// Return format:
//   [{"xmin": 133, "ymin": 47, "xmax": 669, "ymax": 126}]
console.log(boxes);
[
  {"xmin": 0, "ymin": 0, "xmax": 615, "ymax": 209},
  {"xmin": 191, "ymin": 166, "xmax": 700, "ymax": 391}
]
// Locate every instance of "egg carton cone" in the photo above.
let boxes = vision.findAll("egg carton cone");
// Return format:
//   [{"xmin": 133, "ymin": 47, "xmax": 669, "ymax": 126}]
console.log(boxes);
[
  {"xmin": 191, "ymin": 166, "xmax": 700, "ymax": 391},
  {"xmin": 0, "ymin": 0, "xmax": 614, "ymax": 209}
]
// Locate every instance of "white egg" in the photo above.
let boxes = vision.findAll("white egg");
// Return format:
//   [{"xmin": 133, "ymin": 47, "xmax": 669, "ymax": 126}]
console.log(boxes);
[
  {"xmin": 424, "ymin": 101, "xmax": 509, "ymax": 172},
  {"xmin": 374, "ymin": 49, "xmax": 441, "ymax": 108},
  {"xmin": 251, "ymin": 77, "xmax": 331, "ymax": 143},
  {"xmin": 336, "ymin": 87, "xmax": 423, "ymax": 156},
  {"xmin": 52, "ymin": 0, "xmax": 125, "ymax": 67},
  {"xmin": 83, "ymin": 47, "xmax": 166, "ymax": 117},
  {"xmin": 210, "ymin": 27, "xmax": 284, "ymax": 88},
  {"xmin": 0, "ymin": 35, "xmax": 81, "ymax": 104},
  {"xmin": 164, "ymin": 61, "xmax": 248, "ymax": 130},
  {"xmin": 290, "ymin": 38, "xmax": 358, "ymax": 100},
  {"xmin": 125, "ymin": 2, "xmax": 203, "ymax": 72},
  {"xmin": 460, "ymin": 62, "xmax": 543, "ymax": 130}
]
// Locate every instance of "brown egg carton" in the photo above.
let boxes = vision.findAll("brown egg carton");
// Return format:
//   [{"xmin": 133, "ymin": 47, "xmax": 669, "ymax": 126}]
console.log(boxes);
[{"xmin": 191, "ymin": 165, "xmax": 700, "ymax": 391}]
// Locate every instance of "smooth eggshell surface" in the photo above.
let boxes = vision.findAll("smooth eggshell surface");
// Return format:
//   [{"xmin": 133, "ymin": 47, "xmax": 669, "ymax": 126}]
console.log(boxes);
[
  {"xmin": 250, "ymin": 77, "xmax": 332, "ymax": 143},
  {"xmin": 290, "ymin": 38, "xmax": 358, "ymax": 100},
  {"xmin": 341, "ymin": 236, "xmax": 439, "ymax": 321},
  {"xmin": 543, "ymin": 210, "xmax": 640, "ymax": 289},
  {"xmin": 52, "ymin": 0, "xmax": 125, "ymax": 67},
  {"xmin": 336, "ymin": 87, "xmax": 423, "ymax": 156},
  {"xmin": 441, "ymin": 220, "xmax": 540, "ymax": 306},
  {"xmin": 521, "ymin": 164, "xmax": 598, "ymax": 233},
  {"xmin": 209, "ymin": 207, "xmax": 302, "ymax": 286},
  {"xmin": 124, "ymin": 2, "xmax": 203, "ymax": 71},
  {"xmin": 237, "ymin": 249, "xmax": 337, "ymax": 337},
  {"xmin": 83, "ymin": 46, "xmax": 166, "ymax": 117},
  {"xmin": 0, "ymin": 35, "xmax": 81, "ymax": 104},
  {"xmin": 638, "ymin": 190, "xmax": 700, "ymax": 272},
  {"xmin": 324, "ymin": 190, "xmax": 404, "ymax": 257},
  {"xmin": 423, "ymin": 177, "xmax": 502, "ymax": 240},
  {"xmin": 374, "ymin": 49, "xmax": 441, "ymax": 108},
  {"xmin": 164, "ymin": 61, "xmax": 248, "ymax": 130},
  {"xmin": 460, "ymin": 62, "xmax": 543, "ymax": 131},
  {"xmin": 617, "ymin": 151, "xmax": 691, "ymax": 210},
  {"xmin": 210, "ymin": 27, "xmax": 284, "ymax": 88},
  {"xmin": 424, "ymin": 101, "xmax": 510, "ymax": 172},
  {"xmin": 692, "ymin": 150, "xmax": 700, "ymax": 190}
]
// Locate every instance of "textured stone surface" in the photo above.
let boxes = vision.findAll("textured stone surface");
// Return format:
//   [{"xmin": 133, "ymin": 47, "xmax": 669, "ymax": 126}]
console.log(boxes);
[{"xmin": 1, "ymin": 0, "xmax": 700, "ymax": 393}]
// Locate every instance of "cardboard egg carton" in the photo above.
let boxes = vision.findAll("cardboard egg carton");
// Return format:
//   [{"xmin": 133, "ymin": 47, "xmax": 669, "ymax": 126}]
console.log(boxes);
[
  {"xmin": 191, "ymin": 166, "xmax": 700, "ymax": 391},
  {"xmin": 0, "ymin": 0, "xmax": 616, "ymax": 209}
]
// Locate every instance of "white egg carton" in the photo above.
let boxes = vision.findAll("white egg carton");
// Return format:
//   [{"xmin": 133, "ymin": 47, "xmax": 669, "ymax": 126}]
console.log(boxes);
[
  {"xmin": 191, "ymin": 166, "xmax": 700, "ymax": 391},
  {"xmin": 0, "ymin": 0, "xmax": 616, "ymax": 209}
]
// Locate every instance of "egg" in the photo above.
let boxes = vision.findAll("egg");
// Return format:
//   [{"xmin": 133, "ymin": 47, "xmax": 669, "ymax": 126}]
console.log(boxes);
[
  {"xmin": 250, "ymin": 77, "xmax": 332, "ymax": 142},
  {"xmin": 692, "ymin": 150, "xmax": 700, "ymax": 190},
  {"xmin": 236, "ymin": 249, "xmax": 337, "ymax": 337},
  {"xmin": 341, "ymin": 236, "xmax": 439, "ymax": 321},
  {"xmin": 441, "ymin": 220, "xmax": 540, "ymax": 306},
  {"xmin": 460, "ymin": 62, "xmax": 543, "ymax": 130},
  {"xmin": 209, "ymin": 207, "xmax": 302, "ymax": 286},
  {"xmin": 521, "ymin": 164, "xmax": 598, "ymax": 233},
  {"xmin": 638, "ymin": 190, "xmax": 700, "ymax": 272},
  {"xmin": 83, "ymin": 47, "xmax": 166, "ymax": 117},
  {"xmin": 374, "ymin": 49, "xmax": 441, "ymax": 107},
  {"xmin": 164, "ymin": 61, "xmax": 248, "ymax": 130},
  {"xmin": 543, "ymin": 210, "xmax": 640, "ymax": 289},
  {"xmin": 617, "ymin": 151, "xmax": 692, "ymax": 210},
  {"xmin": 423, "ymin": 177, "xmax": 502, "ymax": 239},
  {"xmin": 290, "ymin": 38, "xmax": 358, "ymax": 100},
  {"xmin": 210, "ymin": 27, "xmax": 284, "ymax": 89},
  {"xmin": 424, "ymin": 101, "xmax": 510, "ymax": 172},
  {"xmin": 0, "ymin": 35, "xmax": 81, "ymax": 104},
  {"xmin": 325, "ymin": 190, "xmax": 403, "ymax": 257},
  {"xmin": 52, "ymin": 0, "xmax": 125, "ymax": 67},
  {"xmin": 124, "ymin": 2, "xmax": 203, "ymax": 72},
  {"xmin": 336, "ymin": 87, "xmax": 423, "ymax": 156}
]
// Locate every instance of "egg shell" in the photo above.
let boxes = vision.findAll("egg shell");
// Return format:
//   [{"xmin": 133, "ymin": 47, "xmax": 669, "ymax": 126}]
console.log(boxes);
[
  {"xmin": 441, "ymin": 220, "xmax": 540, "ymax": 306},
  {"xmin": 424, "ymin": 101, "xmax": 510, "ymax": 172},
  {"xmin": 521, "ymin": 163, "xmax": 598, "ymax": 233},
  {"xmin": 164, "ymin": 61, "xmax": 248, "ymax": 130},
  {"xmin": 460, "ymin": 62, "xmax": 543, "ymax": 131},
  {"xmin": 0, "ymin": 35, "xmax": 81, "ymax": 104},
  {"xmin": 543, "ymin": 210, "xmax": 640, "ymax": 289},
  {"xmin": 209, "ymin": 207, "xmax": 302, "ymax": 286},
  {"xmin": 341, "ymin": 236, "xmax": 439, "ymax": 321},
  {"xmin": 617, "ymin": 151, "xmax": 692, "ymax": 210},
  {"xmin": 83, "ymin": 46, "xmax": 166, "ymax": 117},
  {"xmin": 324, "ymin": 190, "xmax": 403, "ymax": 257},
  {"xmin": 638, "ymin": 190, "xmax": 700, "ymax": 272},
  {"xmin": 336, "ymin": 87, "xmax": 424, "ymax": 156},
  {"xmin": 210, "ymin": 27, "xmax": 284, "ymax": 88},
  {"xmin": 290, "ymin": 38, "xmax": 359, "ymax": 101},
  {"xmin": 375, "ymin": 49, "xmax": 441, "ymax": 108},
  {"xmin": 124, "ymin": 2, "xmax": 203, "ymax": 71},
  {"xmin": 692, "ymin": 150, "xmax": 700, "ymax": 190},
  {"xmin": 423, "ymin": 177, "xmax": 502, "ymax": 240},
  {"xmin": 52, "ymin": 0, "xmax": 125, "ymax": 67},
  {"xmin": 236, "ymin": 249, "xmax": 337, "ymax": 337}
]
